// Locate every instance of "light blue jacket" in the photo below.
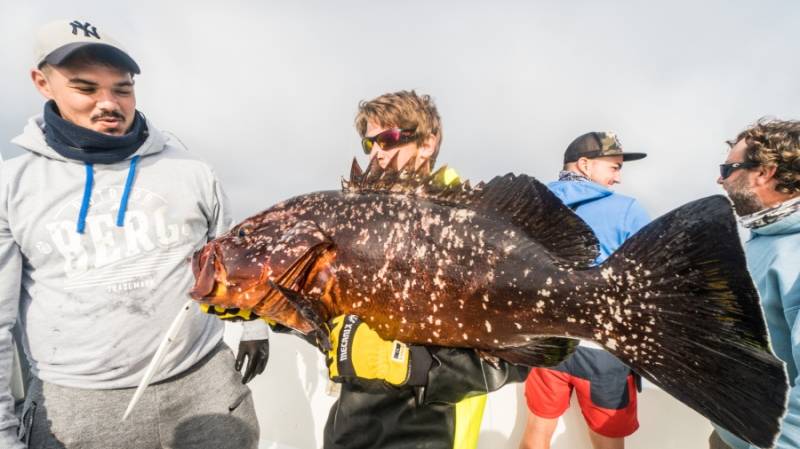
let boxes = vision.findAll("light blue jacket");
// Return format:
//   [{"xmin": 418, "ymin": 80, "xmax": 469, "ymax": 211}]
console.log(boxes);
[
  {"xmin": 547, "ymin": 180, "xmax": 650, "ymax": 263},
  {"xmin": 716, "ymin": 210, "xmax": 800, "ymax": 449}
]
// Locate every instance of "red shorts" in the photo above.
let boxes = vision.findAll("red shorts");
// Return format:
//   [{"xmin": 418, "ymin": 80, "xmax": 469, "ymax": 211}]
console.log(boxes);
[{"xmin": 524, "ymin": 367, "xmax": 639, "ymax": 438}]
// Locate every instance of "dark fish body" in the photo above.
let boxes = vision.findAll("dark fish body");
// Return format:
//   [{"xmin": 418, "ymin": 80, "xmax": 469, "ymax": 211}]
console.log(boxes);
[
  {"xmin": 271, "ymin": 191, "xmax": 604, "ymax": 350},
  {"xmin": 191, "ymin": 163, "xmax": 786, "ymax": 448}
]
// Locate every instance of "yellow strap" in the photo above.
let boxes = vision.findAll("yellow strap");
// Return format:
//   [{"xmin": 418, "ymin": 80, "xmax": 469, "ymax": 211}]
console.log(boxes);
[
  {"xmin": 453, "ymin": 394, "xmax": 488, "ymax": 449},
  {"xmin": 199, "ymin": 303, "xmax": 258, "ymax": 321},
  {"xmin": 443, "ymin": 167, "xmax": 460, "ymax": 186}
]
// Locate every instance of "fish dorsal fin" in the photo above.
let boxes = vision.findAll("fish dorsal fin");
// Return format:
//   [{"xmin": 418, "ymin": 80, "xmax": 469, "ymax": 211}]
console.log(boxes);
[
  {"xmin": 343, "ymin": 157, "xmax": 432, "ymax": 194},
  {"xmin": 349, "ymin": 157, "xmax": 363, "ymax": 183},
  {"xmin": 342, "ymin": 163, "xmax": 598, "ymax": 266},
  {"xmin": 468, "ymin": 174, "xmax": 599, "ymax": 267}
]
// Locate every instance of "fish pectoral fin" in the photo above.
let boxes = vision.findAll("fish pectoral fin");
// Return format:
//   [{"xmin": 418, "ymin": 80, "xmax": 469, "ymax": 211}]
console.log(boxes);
[
  {"xmin": 267, "ymin": 280, "xmax": 331, "ymax": 352},
  {"xmin": 488, "ymin": 337, "xmax": 579, "ymax": 367},
  {"xmin": 271, "ymin": 240, "xmax": 331, "ymax": 290},
  {"xmin": 267, "ymin": 220, "xmax": 333, "ymax": 287}
]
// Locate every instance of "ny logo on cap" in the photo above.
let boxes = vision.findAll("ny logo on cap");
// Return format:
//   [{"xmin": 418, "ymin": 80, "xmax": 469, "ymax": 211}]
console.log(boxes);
[{"xmin": 69, "ymin": 21, "xmax": 100, "ymax": 39}]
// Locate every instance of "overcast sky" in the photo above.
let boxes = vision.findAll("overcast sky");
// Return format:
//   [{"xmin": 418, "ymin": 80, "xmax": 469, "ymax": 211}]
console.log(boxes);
[
  {"xmin": 2, "ymin": 3, "xmax": 798, "ymax": 447},
  {"xmin": 1, "ymin": 1, "xmax": 798, "ymax": 220}
]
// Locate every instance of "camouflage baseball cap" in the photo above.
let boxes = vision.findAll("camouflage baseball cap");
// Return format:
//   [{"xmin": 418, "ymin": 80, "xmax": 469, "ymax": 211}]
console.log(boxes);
[{"xmin": 563, "ymin": 131, "xmax": 646, "ymax": 164}]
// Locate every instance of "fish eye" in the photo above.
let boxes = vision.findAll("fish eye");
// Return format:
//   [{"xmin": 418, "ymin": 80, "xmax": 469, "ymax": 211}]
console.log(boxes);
[{"xmin": 237, "ymin": 225, "xmax": 252, "ymax": 238}]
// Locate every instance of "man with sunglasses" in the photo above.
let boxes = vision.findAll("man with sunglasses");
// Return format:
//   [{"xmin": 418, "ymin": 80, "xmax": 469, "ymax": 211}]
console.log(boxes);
[
  {"xmin": 322, "ymin": 90, "xmax": 529, "ymax": 449},
  {"xmin": 519, "ymin": 132, "xmax": 650, "ymax": 449},
  {"xmin": 710, "ymin": 119, "xmax": 800, "ymax": 449}
]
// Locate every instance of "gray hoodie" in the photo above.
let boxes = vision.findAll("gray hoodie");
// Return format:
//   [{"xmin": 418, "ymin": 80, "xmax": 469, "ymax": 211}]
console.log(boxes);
[{"xmin": 0, "ymin": 115, "xmax": 264, "ymax": 446}]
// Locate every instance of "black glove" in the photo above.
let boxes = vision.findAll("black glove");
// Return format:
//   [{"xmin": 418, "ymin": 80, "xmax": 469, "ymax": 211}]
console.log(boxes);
[{"xmin": 236, "ymin": 339, "xmax": 269, "ymax": 384}]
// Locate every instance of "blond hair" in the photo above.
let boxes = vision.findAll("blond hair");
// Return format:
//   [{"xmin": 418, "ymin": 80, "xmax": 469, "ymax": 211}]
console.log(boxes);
[{"xmin": 355, "ymin": 90, "xmax": 442, "ymax": 166}]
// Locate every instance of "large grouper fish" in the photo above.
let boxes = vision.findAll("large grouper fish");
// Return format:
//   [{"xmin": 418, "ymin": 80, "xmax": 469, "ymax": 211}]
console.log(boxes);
[{"xmin": 191, "ymin": 158, "xmax": 787, "ymax": 447}]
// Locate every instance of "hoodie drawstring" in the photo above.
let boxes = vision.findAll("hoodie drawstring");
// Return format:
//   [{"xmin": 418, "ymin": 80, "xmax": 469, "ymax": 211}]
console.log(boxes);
[
  {"xmin": 76, "ymin": 163, "xmax": 94, "ymax": 234},
  {"xmin": 116, "ymin": 156, "xmax": 140, "ymax": 227},
  {"xmin": 76, "ymin": 156, "xmax": 140, "ymax": 234}
]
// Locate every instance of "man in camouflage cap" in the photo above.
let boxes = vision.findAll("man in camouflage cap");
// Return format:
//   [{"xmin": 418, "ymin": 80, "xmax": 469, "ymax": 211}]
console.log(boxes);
[{"xmin": 519, "ymin": 131, "xmax": 650, "ymax": 449}]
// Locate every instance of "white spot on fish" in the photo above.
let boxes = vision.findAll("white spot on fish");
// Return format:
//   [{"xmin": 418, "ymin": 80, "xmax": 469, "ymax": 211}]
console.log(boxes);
[
  {"xmin": 415, "ymin": 245, "xmax": 428, "ymax": 259},
  {"xmin": 485, "ymin": 320, "xmax": 492, "ymax": 333},
  {"xmin": 451, "ymin": 209, "xmax": 475, "ymax": 223}
]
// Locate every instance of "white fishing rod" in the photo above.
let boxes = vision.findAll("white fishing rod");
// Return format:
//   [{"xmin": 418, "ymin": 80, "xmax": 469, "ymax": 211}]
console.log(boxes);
[{"xmin": 122, "ymin": 299, "xmax": 194, "ymax": 421}]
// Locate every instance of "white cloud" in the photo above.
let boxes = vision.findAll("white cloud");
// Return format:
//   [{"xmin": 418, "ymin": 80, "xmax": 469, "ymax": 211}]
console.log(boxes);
[{"xmin": 3, "ymin": 1, "xmax": 797, "ymax": 219}]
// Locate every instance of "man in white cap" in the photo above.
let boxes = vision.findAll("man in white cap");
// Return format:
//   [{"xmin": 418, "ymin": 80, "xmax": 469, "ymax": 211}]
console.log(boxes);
[{"xmin": 0, "ymin": 19, "xmax": 269, "ymax": 448}]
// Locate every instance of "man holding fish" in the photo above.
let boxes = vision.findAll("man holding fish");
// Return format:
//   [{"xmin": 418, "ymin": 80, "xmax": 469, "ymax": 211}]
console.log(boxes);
[{"xmin": 321, "ymin": 90, "xmax": 530, "ymax": 449}]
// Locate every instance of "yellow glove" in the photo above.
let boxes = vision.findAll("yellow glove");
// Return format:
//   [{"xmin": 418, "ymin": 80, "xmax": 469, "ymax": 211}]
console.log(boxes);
[{"xmin": 326, "ymin": 315, "xmax": 432, "ymax": 387}]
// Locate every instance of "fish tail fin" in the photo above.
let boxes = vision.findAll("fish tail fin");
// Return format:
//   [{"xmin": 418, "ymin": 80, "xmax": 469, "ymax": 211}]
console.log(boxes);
[{"xmin": 594, "ymin": 195, "xmax": 786, "ymax": 448}]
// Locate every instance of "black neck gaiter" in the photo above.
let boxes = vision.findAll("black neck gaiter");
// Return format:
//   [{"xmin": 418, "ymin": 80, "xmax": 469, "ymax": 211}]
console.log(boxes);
[{"xmin": 43, "ymin": 100, "xmax": 149, "ymax": 164}]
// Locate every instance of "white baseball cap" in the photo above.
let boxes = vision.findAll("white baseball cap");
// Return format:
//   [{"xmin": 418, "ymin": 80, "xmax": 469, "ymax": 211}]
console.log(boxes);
[{"xmin": 35, "ymin": 19, "xmax": 140, "ymax": 74}]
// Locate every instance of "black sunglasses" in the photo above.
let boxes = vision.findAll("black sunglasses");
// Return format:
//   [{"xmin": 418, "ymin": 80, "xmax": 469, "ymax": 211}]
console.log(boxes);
[
  {"xmin": 719, "ymin": 161, "xmax": 759, "ymax": 179},
  {"xmin": 361, "ymin": 128, "xmax": 416, "ymax": 155}
]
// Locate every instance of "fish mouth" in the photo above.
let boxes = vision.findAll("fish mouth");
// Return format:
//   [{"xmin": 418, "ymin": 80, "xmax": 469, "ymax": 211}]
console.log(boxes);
[
  {"xmin": 190, "ymin": 244, "xmax": 269, "ymax": 308},
  {"xmin": 190, "ymin": 244, "xmax": 224, "ymax": 300}
]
